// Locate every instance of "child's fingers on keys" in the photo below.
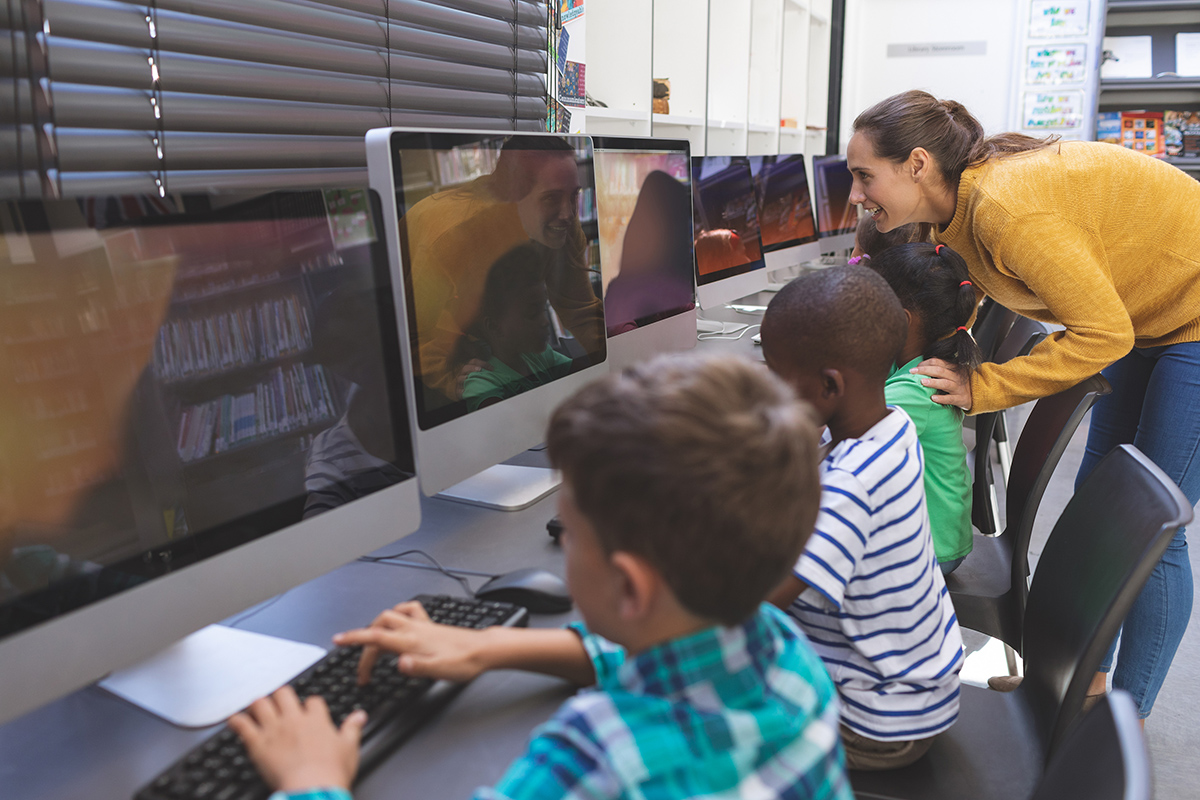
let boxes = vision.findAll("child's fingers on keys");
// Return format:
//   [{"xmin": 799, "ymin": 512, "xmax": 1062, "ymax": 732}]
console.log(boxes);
[
  {"xmin": 228, "ymin": 711, "xmax": 261, "ymax": 745},
  {"xmin": 339, "ymin": 709, "xmax": 368, "ymax": 743},
  {"xmin": 355, "ymin": 644, "xmax": 381, "ymax": 686},
  {"xmin": 300, "ymin": 692, "xmax": 333, "ymax": 720},
  {"xmin": 391, "ymin": 601, "xmax": 431, "ymax": 621},
  {"xmin": 271, "ymin": 686, "xmax": 303, "ymax": 715},
  {"xmin": 246, "ymin": 694, "xmax": 282, "ymax": 725}
]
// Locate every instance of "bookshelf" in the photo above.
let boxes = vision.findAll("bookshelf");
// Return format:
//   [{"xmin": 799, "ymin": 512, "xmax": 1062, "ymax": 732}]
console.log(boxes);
[
  {"xmin": 582, "ymin": 0, "xmax": 834, "ymax": 159},
  {"xmin": 1098, "ymin": 0, "xmax": 1200, "ymax": 173},
  {"xmin": 155, "ymin": 197, "xmax": 349, "ymax": 470}
]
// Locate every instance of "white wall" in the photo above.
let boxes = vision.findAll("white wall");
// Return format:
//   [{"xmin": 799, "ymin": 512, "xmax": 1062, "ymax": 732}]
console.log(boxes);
[{"xmin": 840, "ymin": 0, "xmax": 1021, "ymax": 152}]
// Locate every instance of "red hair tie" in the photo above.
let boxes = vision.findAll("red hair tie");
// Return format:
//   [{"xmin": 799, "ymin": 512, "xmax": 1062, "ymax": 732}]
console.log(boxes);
[
  {"xmin": 956, "ymin": 326, "xmax": 969, "ymax": 333},
  {"xmin": 935, "ymin": 244, "xmax": 945, "ymax": 255},
  {"xmin": 960, "ymin": 280, "xmax": 972, "ymax": 287}
]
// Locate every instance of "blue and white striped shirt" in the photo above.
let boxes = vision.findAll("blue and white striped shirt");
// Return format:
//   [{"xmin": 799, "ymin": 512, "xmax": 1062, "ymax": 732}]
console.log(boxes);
[{"xmin": 788, "ymin": 408, "xmax": 963, "ymax": 741}]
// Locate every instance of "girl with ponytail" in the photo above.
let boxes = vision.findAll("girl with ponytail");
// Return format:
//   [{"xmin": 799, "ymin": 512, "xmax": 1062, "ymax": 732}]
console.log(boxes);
[
  {"xmin": 866, "ymin": 242, "xmax": 979, "ymax": 574},
  {"xmin": 846, "ymin": 89, "xmax": 1200, "ymax": 721}
]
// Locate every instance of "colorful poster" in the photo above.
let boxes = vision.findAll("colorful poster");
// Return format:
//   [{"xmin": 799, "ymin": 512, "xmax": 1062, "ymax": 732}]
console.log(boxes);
[
  {"xmin": 560, "ymin": 0, "xmax": 583, "ymax": 23},
  {"xmin": 1026, "ymin": 44, "xmax": 1088, "ymax": 84},
  {"xmin": 559, "ymin": 61, "xmax": 586, "ymax": 107},
  {"xmin": 556, "ymin": 28, "xmax": 569, "ymax": 75},
  {"xmin": 1029, "ymin": 1, "xmax": 1089, "ymax": 39},
  {"xmin": 1022, "ymin": 90, "xmax": 1085, "ymax": 129}
]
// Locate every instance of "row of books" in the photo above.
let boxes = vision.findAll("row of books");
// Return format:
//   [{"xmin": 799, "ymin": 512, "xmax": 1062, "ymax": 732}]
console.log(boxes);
[
  {"xmin": 435, "ymin": 144, "xmax": 501, "ymax": 187},
  {"xmin": 154, "ymin": 295, "xmax": 313, "ymax": 381},
  {"xmin": 1097, "ymin": 110, "xmax": 1200, "ymax": 158},
  {"xmin": 175, "ymin": 363, "xmax": 337, "ymax": 463}
]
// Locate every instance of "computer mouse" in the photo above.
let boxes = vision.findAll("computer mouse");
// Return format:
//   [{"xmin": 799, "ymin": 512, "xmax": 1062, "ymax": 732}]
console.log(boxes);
[{"xmin": 475, "ymin": 568, "xmax": 573, "ymax": 614}]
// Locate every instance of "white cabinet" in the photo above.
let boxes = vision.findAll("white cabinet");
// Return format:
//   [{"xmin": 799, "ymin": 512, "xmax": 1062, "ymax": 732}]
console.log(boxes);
[{"xmin": 583, "ymin": 0, "xmax": 834, "ymax": 156}]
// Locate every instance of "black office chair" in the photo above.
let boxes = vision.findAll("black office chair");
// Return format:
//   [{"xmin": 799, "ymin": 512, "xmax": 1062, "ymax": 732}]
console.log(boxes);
[
  {"xmin": 948, "ymin": 372, "xmax": 1111, "ymax": 654},
  {"xmin": 970, "ymin": 298, "xmax": 1019, "ymax": 363},
  {"xmin": 850, "ymin": 445, "xmax": 1192, "ymax": 800},
  {"xmin": 970, "ymin": 316, "xmax": 1050, "ymax": 536},
  {"xmin": 1030, "ymin": 691, "xmax": 1151, "ymax": 800},
  {"xmin": 988, "ymin": 316, "xmax": 1052, "ymax": 484}
]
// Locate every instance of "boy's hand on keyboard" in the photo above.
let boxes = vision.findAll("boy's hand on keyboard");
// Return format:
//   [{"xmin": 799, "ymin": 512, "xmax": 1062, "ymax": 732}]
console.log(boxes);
[
  {"xmin": 228, "ymin": 686, "xmax": 366, "ymax": 793},
  {"xmin": 336, "ymin": 600, "xmax": 490, "ymax": 685}
]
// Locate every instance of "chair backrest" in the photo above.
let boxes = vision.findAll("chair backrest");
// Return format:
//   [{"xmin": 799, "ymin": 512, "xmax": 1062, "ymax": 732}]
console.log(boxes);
[
  {"xmin": 1030, "ymin": 691, "xmax": 1151, "ymax": 800},
  {"xmin": 970, "ymin": 317, "xmax": 1050, "ymax": 534},
  {"xmin": 1021, "ymin": 445, "xmax": 1192, "ymax": 756},
  {"xmin": 971, "ymin": 298, "xmax": 1019, "ymax": 363},
  {"xmin": 1004, "ymin": 373, "xmax": 1111, "ymax": 605}
]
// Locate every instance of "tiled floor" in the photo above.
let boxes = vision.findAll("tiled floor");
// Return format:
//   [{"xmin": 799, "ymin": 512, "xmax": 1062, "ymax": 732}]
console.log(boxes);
[{"xmin": 962, "ymin": 407, "xmax": 1200, "ymax": 798}]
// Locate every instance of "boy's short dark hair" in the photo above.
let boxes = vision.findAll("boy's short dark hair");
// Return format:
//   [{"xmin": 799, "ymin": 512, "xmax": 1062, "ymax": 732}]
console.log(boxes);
[
  {"xmin": 762, "ymin": 265, "xmax": 907, "ymax": 382},
  {"xmin": 546, "ymin": 355, "xmax": 821, "ymax": 626}
]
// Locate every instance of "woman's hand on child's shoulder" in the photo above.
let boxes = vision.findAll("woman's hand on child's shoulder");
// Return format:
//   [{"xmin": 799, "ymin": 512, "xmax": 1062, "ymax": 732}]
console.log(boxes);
[
  {"xmin": 229, "ymin": 686, "xmax": 365, "ymax": 793},
  {"xmin": 911, "ymin": 358, "xmax": 973, "ymax": 411},
  {"xmin": 336, "ymin": 600, "xmax": 492, "ymax": 685}
]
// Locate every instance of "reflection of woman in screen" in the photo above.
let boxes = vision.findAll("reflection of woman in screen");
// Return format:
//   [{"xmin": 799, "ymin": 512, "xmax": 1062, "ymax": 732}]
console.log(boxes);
[
  {"xmin": 602, "ymin": 171, "xmax": 694, "ymax": 335},
  {"xmin": 399, "ymin": 138, "xmax": 603, "ymax": 405},
  {"xmin": 460, "ymin": 244, "xmax": 572, "ymax": 411}
]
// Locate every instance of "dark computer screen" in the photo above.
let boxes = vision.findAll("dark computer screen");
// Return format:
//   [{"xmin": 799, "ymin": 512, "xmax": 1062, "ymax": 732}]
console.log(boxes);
[
  {"xmin": 389, "ymin": 132, "xmax": 606, "ymax": 426},
  {"xmin": 690, "ymin": 156, "xmax": 766, "ymax": 286},
  {"xmin": 747, "ymin": 154, "xmax": 818, "ymax": 252},
  {"xmin": 592, "ymin": 140, "xmax": 695, "ymax": 336},
  {"xmin": 812, "ymin": 155, "xmax": 859, "ymax": 237},
  {"xmin": 0, "ymin": 188, "xmax": 413, "ymax": 639}
]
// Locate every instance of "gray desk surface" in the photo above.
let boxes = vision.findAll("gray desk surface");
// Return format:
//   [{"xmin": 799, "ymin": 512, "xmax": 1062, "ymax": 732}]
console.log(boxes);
[{"xmin": 0, "ymin": 307, "xmax": 768, "ymax": 800}]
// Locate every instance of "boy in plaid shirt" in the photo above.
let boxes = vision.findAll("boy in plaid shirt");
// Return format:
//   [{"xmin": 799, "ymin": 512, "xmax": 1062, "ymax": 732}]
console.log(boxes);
[{"xmin": 231, "ymin": 355, "xmax": 851, "ymax": 800}]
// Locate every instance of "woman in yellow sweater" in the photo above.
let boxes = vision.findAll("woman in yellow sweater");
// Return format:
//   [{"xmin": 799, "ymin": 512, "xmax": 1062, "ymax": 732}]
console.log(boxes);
[{"xmin": 844, "ymin": 90, "xmax": 1200, "ymax": 722}]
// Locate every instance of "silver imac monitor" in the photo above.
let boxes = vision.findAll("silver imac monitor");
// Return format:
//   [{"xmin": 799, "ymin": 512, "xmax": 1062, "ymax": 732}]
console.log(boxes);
[
  {"xmin": 0, "ymin": 188, "xmax": 421, "ymax": 727},
  {"xmin": 812, "ymin": 154, "xmax": 860, "ymax": 253},
  {"xmin": 366, "ymin": 129, "xmax": 607, "ymax": 511},
  {"xmin": 592, "ymin": 136, "xmax": 697, "ymax": 369},
  {"xmin": 690, "ymin": 156, "xmax": 769, "ymax": 309},
  {"xmin": 748, "ymin": 154, "xmax": 822, "ymax": 271}
]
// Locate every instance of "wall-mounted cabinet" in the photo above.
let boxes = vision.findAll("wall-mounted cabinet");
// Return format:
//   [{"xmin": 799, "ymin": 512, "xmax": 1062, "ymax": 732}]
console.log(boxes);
[{"xmin": 583, "ymin": 0, "xmax": 834, "ymax": 157}]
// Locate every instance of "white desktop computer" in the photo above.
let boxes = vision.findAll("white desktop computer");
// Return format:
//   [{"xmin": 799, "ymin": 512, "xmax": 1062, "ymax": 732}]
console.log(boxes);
[
  {"xmin": 749, "ymin": 153, "xmax": 823, "ymax": 273},
  {"xmin": 812, "ymin": 154, "xmax": 860, "ymax": 253},
  {"xmin": 690, "ymin": 156, "xmax": 769, "ymax": 311},
  {"xmin": 366, "ymin": 128, "xmax": 608, "ymax": 511},
  {"xmin": 592, "ymin": 136, "xmax": 697, "ymax": 368},
  {"xmin": 0, "ymin": 188, "xmax": 422, "ymax": 727}
]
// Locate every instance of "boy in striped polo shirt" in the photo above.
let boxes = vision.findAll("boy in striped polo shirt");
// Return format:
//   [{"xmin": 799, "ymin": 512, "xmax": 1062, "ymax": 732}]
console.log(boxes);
[
  {"xmin": 230, "ymin": 355, "xmax": 852, "ymax": 800},
  {"xmin": 760, "ymin": 266, "xmax": 964, "ymax": 771}
]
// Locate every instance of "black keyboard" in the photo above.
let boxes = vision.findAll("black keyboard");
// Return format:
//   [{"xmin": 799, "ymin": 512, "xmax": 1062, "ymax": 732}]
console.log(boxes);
[{"xmin": 135, "ymin": 595, "xmax": 529, "ymax": 800}]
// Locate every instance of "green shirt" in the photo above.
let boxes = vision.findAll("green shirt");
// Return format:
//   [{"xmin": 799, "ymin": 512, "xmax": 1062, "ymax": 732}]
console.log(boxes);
[
  {"xmin": 885, "ymin": 357, "xmax": 973, "ymax": 562},
  {"xmin": 461, "ymin": 345, "xmax": 573, "ymax": 411}
]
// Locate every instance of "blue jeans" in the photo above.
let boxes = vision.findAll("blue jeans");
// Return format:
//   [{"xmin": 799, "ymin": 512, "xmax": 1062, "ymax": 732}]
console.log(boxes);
[{"xmin": 1076, "ymin": 342, "xmax": 1200, "ymax": 718}]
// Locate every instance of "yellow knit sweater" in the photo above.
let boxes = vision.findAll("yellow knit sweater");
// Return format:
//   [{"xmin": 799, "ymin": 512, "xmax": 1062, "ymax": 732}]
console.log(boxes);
[{"xmin": 934, "ymin": 141, "xmax": 1200, "ymax": 414}]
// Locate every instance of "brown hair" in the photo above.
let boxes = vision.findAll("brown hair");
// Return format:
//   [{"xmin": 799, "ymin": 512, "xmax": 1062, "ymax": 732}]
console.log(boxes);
[
  {"xmin": 546, "ymin": 354, "xmax": 821, "ymax": 626},
  {"xmin": 854, "ymin": 214, "xmax": 922, "ymax": 259},
  {"xmin": 853, "ymin": 90, "xmax": 1059, "ymax": 190}
]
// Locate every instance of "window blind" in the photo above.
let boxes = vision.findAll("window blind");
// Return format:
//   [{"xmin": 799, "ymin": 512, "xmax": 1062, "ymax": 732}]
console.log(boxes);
[{"xmin": 2, "ymin": 0, "xmax": 550, "ymax": 198}]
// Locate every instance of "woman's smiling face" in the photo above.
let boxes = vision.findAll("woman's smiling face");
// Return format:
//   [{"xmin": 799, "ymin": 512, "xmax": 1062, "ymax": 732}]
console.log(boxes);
[{"xmin": 847, "ymin": 132, "xmax": 924, "ymax": 233}]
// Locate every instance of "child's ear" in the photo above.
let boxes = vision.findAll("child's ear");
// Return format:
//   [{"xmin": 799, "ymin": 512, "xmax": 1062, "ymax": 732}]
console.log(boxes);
[
  {"xmin": 820, "ymin": 368, "xmax": 846, "ymax": 400},
  {"xmin": 609, "ymin": 551, "xmax": 660, "ymax": 621}
]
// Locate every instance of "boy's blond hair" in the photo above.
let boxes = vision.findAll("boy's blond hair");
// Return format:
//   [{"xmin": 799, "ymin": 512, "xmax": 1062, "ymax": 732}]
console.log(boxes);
[{"xmin": 546, "ymin": 354, "xmax": 821, "ymax": 626}]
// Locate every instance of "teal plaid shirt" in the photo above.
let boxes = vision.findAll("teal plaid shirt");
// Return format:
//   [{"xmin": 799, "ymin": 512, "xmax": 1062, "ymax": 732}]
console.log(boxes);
[{"xmin": 275, "ymin": 603, "xmax": 850, "ymax": 800}]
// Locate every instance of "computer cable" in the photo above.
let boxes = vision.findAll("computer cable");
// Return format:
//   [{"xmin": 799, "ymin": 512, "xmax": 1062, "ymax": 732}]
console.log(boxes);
[
  {"xmin": 698, "ymin": 323, "xmax": 762, "ymax": 342},
  {"xmin": 358, "ymin": 548, "xmax": 496, "ymax": 597}
]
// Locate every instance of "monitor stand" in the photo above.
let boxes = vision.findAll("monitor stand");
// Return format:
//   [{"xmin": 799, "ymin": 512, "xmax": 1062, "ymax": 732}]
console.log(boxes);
[
  {"xmin": 435, "ymin": 463, "xmax": 561, "ymax": 511},
  {"xmin": 98, "ymin": 625, "xmax": 326, "ymax": 728}
]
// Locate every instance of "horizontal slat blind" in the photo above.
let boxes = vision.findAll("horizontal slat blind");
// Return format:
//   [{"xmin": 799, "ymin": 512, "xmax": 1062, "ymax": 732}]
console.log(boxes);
[{"xmin": 2, "ymin": 0, "xmax": 550, "ymax": 198}]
